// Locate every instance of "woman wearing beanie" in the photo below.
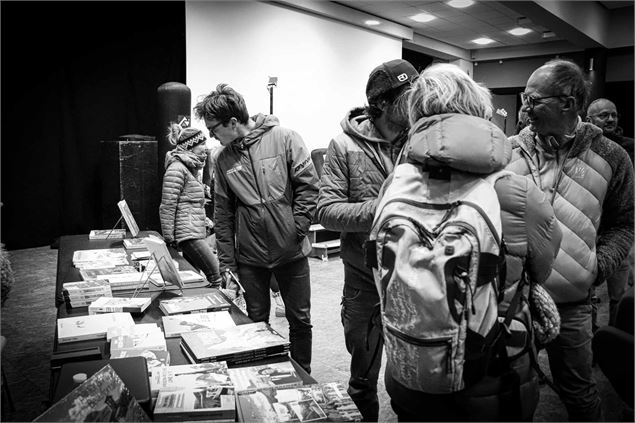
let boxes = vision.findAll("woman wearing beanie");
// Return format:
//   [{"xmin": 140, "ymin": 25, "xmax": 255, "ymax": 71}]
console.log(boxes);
[{"xmin": 159, "ymin": 123, "xmax": 222, "ymax": 287}]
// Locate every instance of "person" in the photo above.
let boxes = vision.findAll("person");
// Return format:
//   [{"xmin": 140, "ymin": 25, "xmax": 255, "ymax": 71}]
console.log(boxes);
[
  {"xmin": 193, "ymin": 84, "xmax": 318, "ymax": 374},
  {"xmin": 587, "ymin": 98, "xmax": 634, "ymax": 327},
  {"xmin": 587, "ymin": 98, "xmax": 634, "ymax": 163},
  {"xmin": 507, "ymin": 59, "xmax": 634, "ymax": 421},
  {"xmin": 316, "ymin": 58, "xmax": 419, "ymax": 422},
  {"xmin": 270, "ymin": 275, "xmax": 285, "ymax": 318},
  {"xmin": 382, "ymin": 63, "xmax": 562, "ymax": 421},
  {"xmin": 159, "ymin": 124, "xmax": 222, "ymax": 287}
]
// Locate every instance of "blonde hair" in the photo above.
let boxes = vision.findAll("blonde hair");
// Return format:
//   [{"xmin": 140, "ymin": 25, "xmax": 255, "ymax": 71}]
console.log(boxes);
[{"xmin": 408, "ymin": 63, "xmax": 493, "ymax": 124}]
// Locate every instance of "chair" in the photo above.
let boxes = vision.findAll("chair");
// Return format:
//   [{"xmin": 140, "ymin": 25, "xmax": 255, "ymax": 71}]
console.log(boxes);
[{"xmin": 1, "ymin": 335, "xmax": 15, "ymax": 413}]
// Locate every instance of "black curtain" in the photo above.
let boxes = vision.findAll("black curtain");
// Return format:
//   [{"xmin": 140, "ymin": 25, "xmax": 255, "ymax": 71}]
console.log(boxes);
[{"xmin": 1, "ymin": 1, "xmax": 186, "ymax": 249}]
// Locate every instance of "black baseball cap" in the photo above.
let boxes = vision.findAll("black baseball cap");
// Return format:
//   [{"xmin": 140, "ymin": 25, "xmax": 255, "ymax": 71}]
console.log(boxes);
[{"xmin": 366, "ymin": 59, "xmax": 418, "ymax": 103}]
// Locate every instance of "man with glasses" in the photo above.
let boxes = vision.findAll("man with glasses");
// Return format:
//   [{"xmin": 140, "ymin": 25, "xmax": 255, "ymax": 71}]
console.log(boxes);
[
  {"xmin": 193, "ymin": 84, "xmax": 319, "ymax": 375},
  {"xmin": 316, "ymin": 59, "xmax": 418, "ymax": 421},
  {"xmin": 508, "ymin": 59, "xmax": 634, "ymax": 421}
]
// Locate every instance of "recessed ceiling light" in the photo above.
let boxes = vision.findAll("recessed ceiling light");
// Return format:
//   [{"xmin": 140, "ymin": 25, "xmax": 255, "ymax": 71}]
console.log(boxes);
[
  {"xmin": 508, "ymin": 27, "xmax": 532, "ymax": 36},
  {"xmin": 364, "ymin": 19, "xmax": 380, "ymax": 26},
  {"xmin": 472, "ymin": 37, "xmax": 495, "ymax": 45},
  {"xmin": 410, "ymin": 13, "xmax": 436, "ymax": 23},
  {"xmin": 542, "ymin": 31, "xmax": 556, "ymax": 39},
  {"xmin": 447, "ymin": 0, "xmax": 474, "ymax": 8}
]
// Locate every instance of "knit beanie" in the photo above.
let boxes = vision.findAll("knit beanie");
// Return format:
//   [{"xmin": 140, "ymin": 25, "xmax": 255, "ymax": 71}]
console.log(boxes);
[{"xmin": 178, "ymin": 129, "xmax": 206, "ymax": 150}]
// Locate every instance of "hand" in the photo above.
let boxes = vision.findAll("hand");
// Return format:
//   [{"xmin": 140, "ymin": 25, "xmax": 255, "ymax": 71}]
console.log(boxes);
[{"xmin": 222, "ymin": 270, "xmax": 240, "ymax": 293}]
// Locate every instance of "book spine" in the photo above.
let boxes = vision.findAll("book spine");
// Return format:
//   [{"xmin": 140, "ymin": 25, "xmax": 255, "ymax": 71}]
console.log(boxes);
[
  {"xmin": 57, "ymin": 332, "xmax": 105, "ymax": 344},
  {"xmin": 88, "ymin": 306, "xmax": 140, "ymax": 314}
]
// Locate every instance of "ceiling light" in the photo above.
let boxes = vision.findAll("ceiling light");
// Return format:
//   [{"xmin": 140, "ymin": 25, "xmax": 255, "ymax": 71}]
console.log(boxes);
[
  {"xmin": 364, "ymin": 19, "xmax": 380, "ymax": 26},
  {"xmin": 508, "ymin": 27, "xmax": 532, "ymax": 36},
  {"xmin": 542, "ymin": 31, "xmax": 556, "ymax": 39},
  {"xmin": 410, "ymin": 13, "xmax": 436, "ymax": 23},
  {"xmin": 447, "ymin": 0, "xmax": 474, "ymax": 8},
  {"xmin": 472, "ymin": 37, "xmax": 495, "ymax": 45}
]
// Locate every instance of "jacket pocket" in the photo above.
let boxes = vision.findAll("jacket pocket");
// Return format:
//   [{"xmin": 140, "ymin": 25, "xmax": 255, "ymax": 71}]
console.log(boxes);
[{"xmin": 259, "ymin": 155, "xmax": 287, "ymax": 201}]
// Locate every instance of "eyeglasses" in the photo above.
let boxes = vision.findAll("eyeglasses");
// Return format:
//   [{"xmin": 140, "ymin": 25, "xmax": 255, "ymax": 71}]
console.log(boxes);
[
  {"xmin": 207, "ymin": 121, "xmax": 224, "ymax": 138},
  {"xmin": 519, "ymin": 92, "xmax": 569, "ymax": 109},
  {"xmin": 590, "ymin": 112, "xmax": 619, "ymax": 121}
]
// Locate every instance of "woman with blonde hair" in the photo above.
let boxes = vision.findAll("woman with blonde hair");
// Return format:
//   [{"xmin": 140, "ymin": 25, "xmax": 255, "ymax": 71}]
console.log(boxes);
[
  {"xmin": 159, "ymin": 123, "xmax": 221, "ymax": 287},
  {"xmin": 382, "ymin": 63, "xmax": 562, "ymax": 421}
]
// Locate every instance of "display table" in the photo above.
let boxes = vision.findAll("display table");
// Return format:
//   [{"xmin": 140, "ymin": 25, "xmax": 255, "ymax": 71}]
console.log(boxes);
[{"xmin": 50, "ymin": 232, "xmax": 315, "ymax": 402}]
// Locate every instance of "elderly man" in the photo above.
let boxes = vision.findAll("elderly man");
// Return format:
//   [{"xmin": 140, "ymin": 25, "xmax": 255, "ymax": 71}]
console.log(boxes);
[
  {"xmin": 508, "ymin": 59, "xmax": 634, "ymax": 421},
  {"xmin": 587, "ymin": 98, "xmax": 634, "ymax": 328},
  {"xmin": 587, "ymin": 98, "xmax": 634, "ymax": 163}
]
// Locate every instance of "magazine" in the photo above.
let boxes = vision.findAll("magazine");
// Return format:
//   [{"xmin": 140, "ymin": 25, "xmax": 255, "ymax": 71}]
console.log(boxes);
[
  {"xmin": 34, "ymin": 364, "xmax": 150, "ymax": 422},
  {"xmin": 236, "ymin": 382, "xmax": 362, "ymax": 422},
  {"xmin": 150, "ymin": 362, "xmax": 232, "ymax": 397},
  {"xmin": 162, "ymin": 311, "xmax": 236, "ymax": 338},
  {"xmin": 228, "ymin": 360, "xmax": 303, "ymax": 395}
]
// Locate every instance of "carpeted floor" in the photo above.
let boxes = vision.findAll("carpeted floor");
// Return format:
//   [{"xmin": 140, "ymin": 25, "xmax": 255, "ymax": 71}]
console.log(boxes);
[{"xmin": 0, "ymin": 246, "xmax": 630, "ymax": 422}]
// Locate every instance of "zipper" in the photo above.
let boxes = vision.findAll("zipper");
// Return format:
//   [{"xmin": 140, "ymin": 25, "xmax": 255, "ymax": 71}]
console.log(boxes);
[
  {"xmin": 385, "ymin": 324, "xmax": 453, "ymax": 373},
  {"xmin": 378, "ymin": 216, "xmax": 433, "ymax": 249}
]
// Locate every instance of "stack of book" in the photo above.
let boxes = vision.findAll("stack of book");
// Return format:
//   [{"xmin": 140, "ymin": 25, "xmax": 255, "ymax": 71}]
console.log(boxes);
[
  {"xmin": 72, "ymin": 248, "xmax": 129, "ymax": 269},
  {"xmin": 162, "ymin": 311, "xmax": 236, "ymax": 338},
  {"xmin": 150, "ymin": 270, "xmax": 206, "ymax": 287},
  {"xmin": 150, "ymin": 362, "xmax": 232, "ymax": 398},
  {"xmin": 80, "ymin": 266, "xmax": 156, "ymax": 291},
  {"xmin": 62, "ymin": 279, "xmax": 112, "ymax": 308},
  {"xmin": 57, "ymin": 312, "xmax": 135, "ymax": 344},
  {"xmin": 228, "ymin": 360, "xmax": 303, "ymax": 396},
  {"xmin": 235, "ymin": 382, "xmax": 363, "ymax": 422},
  {"xmin": 153, "ymin": 386, "xmax": 236, "ymax": 422},
  {"xmin": 159, "ymin": 291, "xmax": 231, "ymax": 315},
  {"xmin": 89, "ymin": 229, "xmax": 127, "ymax": 240},
  {"xmin": 88, "ymin": 296, "xmax": 152, "ymax": 315},
  {"xmin": 180, "ymin": 322, "xmax": 290, "ymax": 365},
  {"xmin": 109, "ymin": 324, "xmax": 169, "ymax": 374}
]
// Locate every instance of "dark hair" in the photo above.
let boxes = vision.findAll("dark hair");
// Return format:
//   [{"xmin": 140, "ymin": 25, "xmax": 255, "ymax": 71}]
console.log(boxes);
[
  {"xmin": 193, "ymin": 83, "xmax": 250, "ymax": 125},
  {"xmin": 543, "ymin": 58, "xmax": 591, "ymax": 114},
  {"xmin": 364, "ymin": 85, "xmax": 410, "ymax": 121}
]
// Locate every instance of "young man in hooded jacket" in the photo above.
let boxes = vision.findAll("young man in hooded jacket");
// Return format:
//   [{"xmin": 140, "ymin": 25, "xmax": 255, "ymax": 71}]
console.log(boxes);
[
  {"xmin": 316, "ymin": 59, "xmax": 418, "ymax": 421},
  {"xmin": 194, "ymin": 84, "xmax": 319, "ymax": 374}
]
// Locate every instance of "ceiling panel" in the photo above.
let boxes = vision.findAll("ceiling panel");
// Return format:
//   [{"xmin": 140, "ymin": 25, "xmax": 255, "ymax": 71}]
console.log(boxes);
[{"xmin": 336, "ymin": 0, "xmax": 566, "ymax": 49}]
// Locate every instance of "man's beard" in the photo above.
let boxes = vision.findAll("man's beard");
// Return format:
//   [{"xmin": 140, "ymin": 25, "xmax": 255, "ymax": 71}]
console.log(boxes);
[{"xmin": 385, "ymin": 94, "xmax": 409, "ymax": 134}]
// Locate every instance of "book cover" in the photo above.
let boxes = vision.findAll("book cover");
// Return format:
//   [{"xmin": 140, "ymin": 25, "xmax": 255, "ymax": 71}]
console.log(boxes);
[
  {"xmin": 162, "ymin": 311, "xmax": 236, "ymax": 338},
  {"xmin": 110, "ymin": 330, "xmax": 167, "ymax": 353},
  {"xmin": 228, "ymin": 360, "xmax": 303, "ymax": 395},
  {"xmin": 117, "ymin": 199, "xmax": 140, "ymax": 238},
  {"xmin": 236, "ymin": 382, "xmax": 362, "ymax": 422},
  {"xmin": 123, "ymin": 238, "xmax": 148, "ymax": 250},
  {"xmin": 150, "ymin": 362, "xmax": 232, "ymax": 397},
  {"xmin": 150, "ymin": 270, "xmax": 204, "ymax": 287},
  {"xmin": 63, "ymin": 279, "xmax": 113, "ymax": 294},
  {"xmin": 57, "ymin": 312, "xmax": 135, "ymax": 344},
  {"xmin": 74, "ymin": 258, "xmax": 131, "ymax": 269},
  {"xmin": 236, "ymin": 389, "xmax": 326, "ymax": 422},
  {"xmin": 34, "ymin": 364, "xmax": 150, "ymax": 422},
  {"xmin": 110, "ymin": 349, "xmax": 170, "ymax": 374},
  {"xmin": 72, "ymin": 248, "xmax": 128, "ymax": 263},
  {"xmin": 153, "ymin": 386, "xmax": 235, "ymax": 422},
  {"xmin": 180, "ymin": 322, "xmax": 289, "ymax": 363},
  {"xmin": 89, "ymin": 229, "xmax": 127, "ymax": 240},
  {"xmin": 142, "ymin": 235, "xmax": 184, "ymax": 289},
  {"xmin": 159, "ymin": 291, "xmax": 231, "ymax": 315},
  {"xmin": 80, "ymin": 265, "xmax": 138, "ymax": 279},
  {"xmin": 88, "ymin": 296, "xmax": 151, "ymax": 314},
  {"xmin": 106, "ymin": 323, "xmax": 160, "ymax": 341},
  {"xmin": 130, "ymin": 250, "xmax": 152, "ymax": 261}
]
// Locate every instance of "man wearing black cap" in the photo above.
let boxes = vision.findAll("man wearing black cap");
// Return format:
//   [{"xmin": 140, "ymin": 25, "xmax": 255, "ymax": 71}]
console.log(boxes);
[{"xmin": 316, "ymin": 59, "xmax": 418, "ymax": 421}]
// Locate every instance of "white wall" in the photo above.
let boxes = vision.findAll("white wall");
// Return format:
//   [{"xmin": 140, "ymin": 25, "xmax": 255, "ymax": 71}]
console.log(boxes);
[{"xmin": 186, "ymin": 1, "xmax": 402, "ymax": 152}]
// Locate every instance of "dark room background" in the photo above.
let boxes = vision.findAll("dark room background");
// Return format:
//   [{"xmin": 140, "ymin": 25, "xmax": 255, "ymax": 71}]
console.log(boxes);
[{"xmin": 1, "ymin": 1, "xmax": 186, "ymax": 249}]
